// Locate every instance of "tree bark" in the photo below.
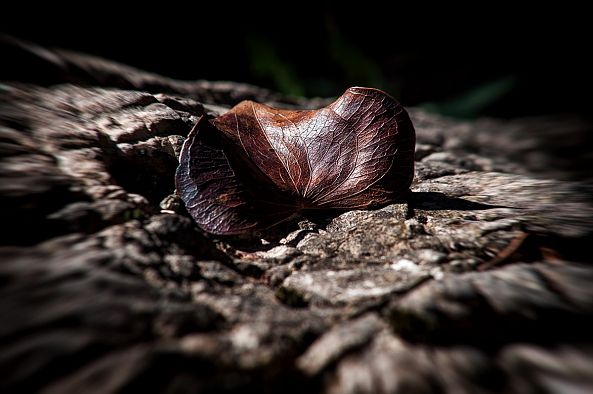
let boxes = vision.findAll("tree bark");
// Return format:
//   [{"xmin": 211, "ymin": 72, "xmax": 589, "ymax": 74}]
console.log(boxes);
[{"xmin": 1, "ymin": 36, "xmax": 592, "ymax": 393}]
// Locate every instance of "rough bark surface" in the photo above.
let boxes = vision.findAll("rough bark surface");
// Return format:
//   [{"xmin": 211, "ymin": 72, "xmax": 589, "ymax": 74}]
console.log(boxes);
[{"xmin": 1, "ymin": 37, "xmax": 593, "ymax": 393}]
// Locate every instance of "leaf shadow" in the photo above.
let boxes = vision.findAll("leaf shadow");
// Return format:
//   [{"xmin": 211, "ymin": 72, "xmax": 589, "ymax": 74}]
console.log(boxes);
[
  {"xmin": 219, "ymin": 191, "xmax": 513, "ymax": 253},
  {"xmin": 409, "ymin": 191, "xmax": 513, "ymax": 211}
]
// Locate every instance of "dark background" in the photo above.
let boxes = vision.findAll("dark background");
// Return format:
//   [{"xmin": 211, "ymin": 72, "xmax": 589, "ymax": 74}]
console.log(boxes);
[{"xmin": 3, "ymin": 5, "xmax": 591, "ymax": 119}]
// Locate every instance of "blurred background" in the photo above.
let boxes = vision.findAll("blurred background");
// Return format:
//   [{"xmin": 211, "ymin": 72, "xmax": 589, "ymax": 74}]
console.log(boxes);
[{"xmin": 2, "ymin": 4, "xmax": 591, "ymax": 119}]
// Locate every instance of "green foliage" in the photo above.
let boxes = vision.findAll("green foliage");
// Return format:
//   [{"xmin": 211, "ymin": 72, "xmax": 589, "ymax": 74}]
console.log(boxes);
[
  {"xmin": 245, "ymin": 37, "xmax": 305, "ymax": 97},
  {"xmin": 243, "ymin": 26, "xmax": 516, "ymax": 119},
  {"xmin": 325, "ymin": 16, "xmax": 387, "ymax": 93},
  {"xmin": 244, "ymin": 20, "xmax": 387, "ymax": 99},
  {"xmin": 417, "ymin": 76, "xmax": 516, "ymax": 119}
]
